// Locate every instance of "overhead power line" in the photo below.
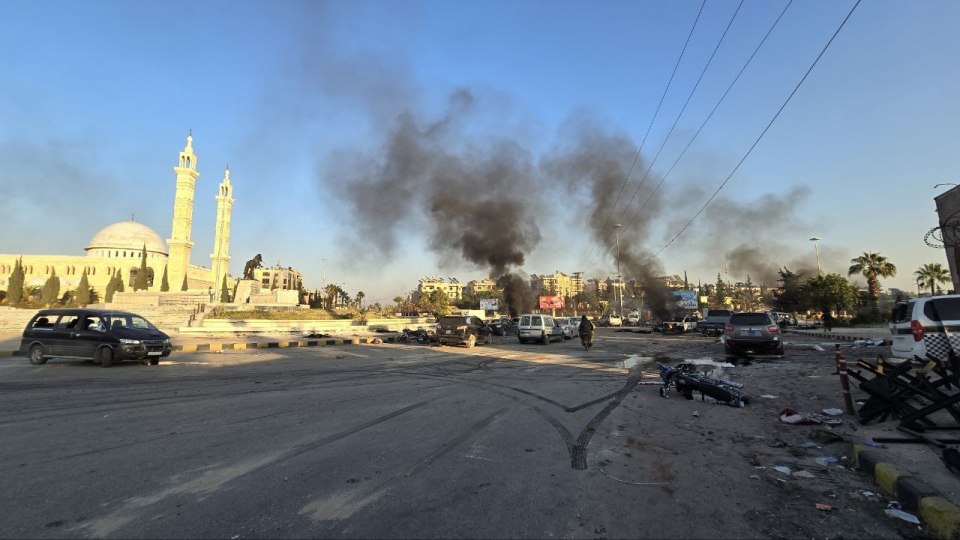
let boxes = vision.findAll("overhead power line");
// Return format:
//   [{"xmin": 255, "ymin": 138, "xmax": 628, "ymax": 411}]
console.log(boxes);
[
  {"xmin": 584, "ymin": 0, "xmax": 706, "ymax": 268},
  {"xmin": 644, "ymin": 0, "xmax": 862, "ymax": 264}
]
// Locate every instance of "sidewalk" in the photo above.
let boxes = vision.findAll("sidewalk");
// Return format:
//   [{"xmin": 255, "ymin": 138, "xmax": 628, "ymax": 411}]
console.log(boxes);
[{"xmin": 0, "ymin": 330, "xmax": 400, "ymax": 357}]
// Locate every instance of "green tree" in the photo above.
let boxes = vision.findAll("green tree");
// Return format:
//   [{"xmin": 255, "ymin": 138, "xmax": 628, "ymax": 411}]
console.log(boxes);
[
  {"xmin": 427, "ymin": 289, "xmax": 450, "ymax": 316},
  {"xmin": 105, "ymin": 273, "xmax": 117, "ymax": 303},
  {"xmin": 355, "ymin": 290, "xmax": 365, "ymax": 310},
  {"xmin": 802, "ymin": 273, "xmax": 859, "ymax": 314},
  {"xmin": 710, "ymin": 273, "xmax": 728, "ymax": 308},
  {"xmin": 220, "ymin": 275, "xmax": 231, "ymax": 303},
  {"xmin": 6, "ymin": 257, "xmax": 25, "ymax": 305},
  {"xmin": 848, "ymin": 252, "xmax": 897, "ymax": 317},
  {"xmin": 160, "ymin": 264, "xmax": 170, "ymax": 292},
  {"xmin": 134, "ymin": 244, "xmax": 149, "ymax": 291},
  {"xmin": 76, "ymin": 270, "xmax": 91, "ymax": 306},
  {"xmin": 915, "ymin": 263, "xmax": 950, "ymax": 296},
  {"xmin": 115, "ymin": 270, "xmax": 125, "ymax": 293},
  {"xmin": 773, "ymin": 267, "xmax": 805, "ymax": 312},
  {"xmin": 41, "ymin": 269, "xmax": 60, "ymax": 306},
  {"xmin": 180, "ymin": 274, "xmax": 188, "ymax": 291}
]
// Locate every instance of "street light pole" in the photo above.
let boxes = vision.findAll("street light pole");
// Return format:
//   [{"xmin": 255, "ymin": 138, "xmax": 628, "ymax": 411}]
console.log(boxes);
[
  {"xmin": 809, "ymin": 237, "xmax": 822, "ymax": 275},
  {"xmin": 615, "ymin": 224, "xmax": 623, "ymax": 319}
]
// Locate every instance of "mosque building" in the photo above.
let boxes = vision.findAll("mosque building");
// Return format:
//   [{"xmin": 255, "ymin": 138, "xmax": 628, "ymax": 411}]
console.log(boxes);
[{"xmin": 0, "ymin": 134, "xmax": 235, "ymax": 301}]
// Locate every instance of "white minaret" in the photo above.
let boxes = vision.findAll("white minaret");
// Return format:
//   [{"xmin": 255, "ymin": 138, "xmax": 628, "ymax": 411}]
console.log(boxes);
[
  {"xmin": 167, "ymin": 132, "xmax": 199, "ymax": 290},
  {"xmin": 211, "ymin": 165, "xmax": 234, "ymax": 301}
]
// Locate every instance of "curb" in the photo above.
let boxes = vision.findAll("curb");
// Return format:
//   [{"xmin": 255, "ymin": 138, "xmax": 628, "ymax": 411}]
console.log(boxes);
[
  {"xmin": 788, "ymin": 329, "xmax": 892, "ymax": 346},
  {"xmin": 851, "ymin": 443, "xmax": 960, "ymax": 538},
  {"xmin": 1, "ymin": 336, "xmax": 399, "ymax": 358}
]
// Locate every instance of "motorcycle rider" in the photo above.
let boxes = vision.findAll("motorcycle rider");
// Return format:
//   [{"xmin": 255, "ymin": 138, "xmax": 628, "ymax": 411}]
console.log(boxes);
[{"xmin": 578, "ymin": 314, "xmax": 595, "ymax": 350}]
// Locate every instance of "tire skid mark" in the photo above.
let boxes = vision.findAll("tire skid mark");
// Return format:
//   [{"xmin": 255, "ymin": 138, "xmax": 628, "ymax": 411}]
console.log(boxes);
[
  {"xmin": 299, "ymin": 407, "xmax": 508, "ymax": 524},
  {"xmin": 569, "ymin": 376, "xmax": 641, "ymax": 470},
  {"xmin": 73, "ymin": 398, "xmax": 437, "ymax": 537}
]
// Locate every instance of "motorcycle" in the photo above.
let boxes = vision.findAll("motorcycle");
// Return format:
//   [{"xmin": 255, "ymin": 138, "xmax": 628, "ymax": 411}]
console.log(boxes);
[{"xmin": 579, "ymin": 331, "xmax": 594, "ymax": 351}]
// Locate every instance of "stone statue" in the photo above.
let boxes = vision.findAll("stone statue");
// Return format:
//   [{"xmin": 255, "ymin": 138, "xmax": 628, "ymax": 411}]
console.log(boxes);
[{"xmin": 242, "ymin": 254, "xmax": 263, "ymax": 280}]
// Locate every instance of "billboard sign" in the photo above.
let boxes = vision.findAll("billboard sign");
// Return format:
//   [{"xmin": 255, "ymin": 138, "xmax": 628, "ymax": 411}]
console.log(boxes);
[
  {"xmin": 672, "ymin": 290, "xmax": 698, "ymax": 310},
  {"xmin": 539, "ymin": 296, "xmax": 565, "ymax": 309},
  {"xmin": 479, "ymin": 299, "xmax": 499, "ymax": 312}
]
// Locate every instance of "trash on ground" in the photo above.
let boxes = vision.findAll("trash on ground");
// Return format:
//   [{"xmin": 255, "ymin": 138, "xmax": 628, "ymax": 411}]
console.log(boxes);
[
  {"xmin": 749, "ymin": 474, "xmax": 760, "ymax": 480},
  {"xmin": 813, "ymin": 345, "xmax": 826, "ymax": 352},
  {"xmin": 371, "ymin": 338, "xmax": 382, "ymax": 344},
  {"xmin": 692, "ymin": 410, "xmax": 700, "ymax": 417},
  {"xmin": 794, "ymin": 470, "xmax": 816, "ymax": 479},
  {"xmin": 800, "ymin": 442, "xmax": 821, "ymax": 449},
  {"xmin": 851, "ymin": 338, "xmax": 886, "ymax": 348},
  {"xmin": 780, "ymin": 408, "xmax": 820, "ymax": 425},
  {"xmin": 761, "ymin": 394, "xmax": 778, "ymax": 399},
  {"xmin": 816, "ymin": 503, "xmax": 833, "ymax": 511},
  {"xmin": 885, "ymin": 502, "xmax": 920, "ymax": 524},
  {"xmin": 815, "ymin": 456, "xmax": 839, "ymax": 466},
  {"xmin": 773, "ymin": 466, "xmax": 792, "ymax": 475},
  {"xmin": 864, "ymin": 440, "xmax": 886, "ymax": 448},
  {"xmin": 809, "ymin": 428, "xmax": 846, "ymax": 444},
  {"xmin": 822, "ymin": 408, "xmax": 844, "ymax": 416}
]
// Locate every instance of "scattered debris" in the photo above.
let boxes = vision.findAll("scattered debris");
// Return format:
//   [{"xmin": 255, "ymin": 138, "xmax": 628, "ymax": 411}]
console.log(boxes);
[
  {"xmin": 809, "ymin": 428, "xmax": 846, "ymax": 444},
  {"xmin": 658, "ymin": 363, "xmax": 748, "ymax": 407},
  {"xmin": 749, "ymin": 474, "xmax": 760, "ymax": 480},
  {"xmin": 371, "ymin": 338, "xmax": 382, "ymax": 344},
  {"xmin": 761, "ymin": 395, "xmax": 778, "ymax": 399},
  {"xmin": 815, "ymin": 456, "xmax": 839, "ymax": 466},
  {"xmin": 813, "ymin": 345, "xmax": 826, "ymax": 352},
  {"xmin": 304, "ymin": 332, "xmax": 331, "ymax": 338},
  {"xmin": 794, "ymin": 470, "xmax": 816, "ymax": 479},
  {"xmin": 864, "ymin": 440, "xmax": 886, "ymax": 449},
  {"xmin": 851, "ymin": 339, "xmax": 886, "ymax": 348},
  {"xmin": 692, "ymin": 410, "xmax": 700, "ymax": 417},
  {"xmin": 816, "ymin": 503, "xmax": 833, "ymax": 511},
  {"xmin": 768, "ymin": 439, "xmax": 787, "ymax": 448},
  {"xmin": 885, "ymin": 502, "xmax": 920, "ymax": 524},
  {"xmin": 779, "ymin": 408, "xmax": 820, "ymax": 425},
  {"xmin": 800, "ymin": 442, "xmax": 821, "ymax": 449},
  {"xmin": 822, "ymin": 408, "xmax": 844, "ymax": 416},
  {"xmin": 773, "ymin": 466, "xmax": 792, "ymax": 475}
]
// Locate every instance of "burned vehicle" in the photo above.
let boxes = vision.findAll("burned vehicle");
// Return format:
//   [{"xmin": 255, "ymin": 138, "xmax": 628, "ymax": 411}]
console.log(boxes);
[{"xmin": 20, "ymin": 308, "xmax": 172, "ymax": 367}]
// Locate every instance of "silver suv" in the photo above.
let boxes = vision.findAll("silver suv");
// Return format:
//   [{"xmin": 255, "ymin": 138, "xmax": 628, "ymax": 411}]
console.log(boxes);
[
  {"xmin": 723, "ymin": 312, "xmax": 783, "ymax": 356},
  {"xmin": 890, "ymin": 295, "xmax": 960, "ymax": 361}
]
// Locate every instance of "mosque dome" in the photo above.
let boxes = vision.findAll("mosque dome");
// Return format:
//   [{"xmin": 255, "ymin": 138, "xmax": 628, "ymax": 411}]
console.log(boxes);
[{"xmin": 85, "ymin": 221, "xmax": 168, "ymax": 257}]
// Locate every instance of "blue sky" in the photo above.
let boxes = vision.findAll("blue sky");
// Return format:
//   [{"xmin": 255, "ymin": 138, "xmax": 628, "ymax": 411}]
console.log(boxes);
[{"xmin": 1, "ymin": 0, "xmax": 957, "ymax": 303}]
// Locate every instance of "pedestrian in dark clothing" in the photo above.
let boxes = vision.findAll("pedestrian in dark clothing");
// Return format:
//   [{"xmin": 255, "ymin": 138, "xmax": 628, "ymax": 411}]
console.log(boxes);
[
  {"xmin": 823, "ymin": 311, "xmax": 834, "ymax": 332},
  {"xmin": 578, "ymin": 315, "xmax": 595, "ymax": 351}
]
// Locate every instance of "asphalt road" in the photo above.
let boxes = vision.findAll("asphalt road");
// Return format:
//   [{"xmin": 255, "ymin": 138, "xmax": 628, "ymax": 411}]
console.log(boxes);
[{"xmin": 0, "ymin": 330, "xmax": 921, "ymax": 539}]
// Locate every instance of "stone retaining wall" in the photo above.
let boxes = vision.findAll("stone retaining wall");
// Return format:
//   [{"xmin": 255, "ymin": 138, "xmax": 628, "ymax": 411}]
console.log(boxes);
[{"xmin": 179, "ymin": 316, "xmax": 434, "ymax": 335}]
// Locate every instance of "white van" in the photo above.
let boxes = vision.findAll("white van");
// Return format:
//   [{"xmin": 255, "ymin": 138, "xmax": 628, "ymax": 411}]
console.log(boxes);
[
  {"xmin": 517, "ymin": 314, "xmax": 564, "ymax": 344},
  {"xmin": 890, "ymin": 295, "xmax": 960, "ymax": 361}
]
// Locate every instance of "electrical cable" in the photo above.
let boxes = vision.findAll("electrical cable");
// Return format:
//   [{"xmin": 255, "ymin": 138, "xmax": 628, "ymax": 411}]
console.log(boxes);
[
  {"xmin": 584, "ymin": 0, "xmax": 707, "ymax": 267},
  {"xmin": 643, "ymin": 0, "xmax": 862, "ymax": 264}
]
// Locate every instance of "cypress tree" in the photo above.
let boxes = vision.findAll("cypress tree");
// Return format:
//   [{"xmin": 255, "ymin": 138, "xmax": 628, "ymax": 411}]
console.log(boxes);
[
  {"xmin": 181, "ymin": 274, "xmax": 188, "ymax": 291},
  {"xmin": 134, "ymin": 244, "xmax": 148, "ymax": 291},
  {"xmin": 42, "ymin": 269, "xmax": 60, "ymax": 306},
  {"xmin": 220, "ymin": 275, "xmax": 231, "ymax": 303},
  {"xmin": 160, "ymin": 264, "xmax": 169, "ymax": 292},
  {"xmin": 6, "ymin": 257, "xmax": 25, "ymax": 305},
  {"xmin": 76, "ymin": 270, "xmax": 91, "ymax": 306},
  {"xmin": 105, "ymin": 273, "xmax": 117, "ymax": 303},
  {"xmin": 115, "ymin": 269, "xmax": 125, "ymax": 293}
]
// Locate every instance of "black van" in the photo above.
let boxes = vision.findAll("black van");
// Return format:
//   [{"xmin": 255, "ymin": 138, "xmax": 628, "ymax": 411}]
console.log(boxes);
[{"xmin": 20, "ymin": 309, "xmax": 172, "ymax": 367}]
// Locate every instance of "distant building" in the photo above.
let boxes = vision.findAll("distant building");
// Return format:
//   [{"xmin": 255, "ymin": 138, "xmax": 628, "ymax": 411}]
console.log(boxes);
[
  {"xmin": 416, "ymin": 277, "xmax": 463, "ymax": 300},
  {"xmin": 254, "ymin": 265, "xmax": 303, "ymax": 291},
  {"xmin": 466, "ymin": 278, "xmax": 497, "ymax": 296},
  {"xmin": 531, "ymin": 271, "xmax": 585, "ymax": 298}
]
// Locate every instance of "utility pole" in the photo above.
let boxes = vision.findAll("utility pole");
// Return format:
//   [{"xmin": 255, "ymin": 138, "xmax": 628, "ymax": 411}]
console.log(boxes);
[
  {"xmin": 615, "ymin": 224, "xmax": 623, "ymax": 319},
  {"xmin": 810, "ymin": 237, "xmax": 822, "ymax": 275}
]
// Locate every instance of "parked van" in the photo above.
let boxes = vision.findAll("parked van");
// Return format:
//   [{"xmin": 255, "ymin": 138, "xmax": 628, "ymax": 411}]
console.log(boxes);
[
  {"xmin": 517, "ymin": 314, "xmax": 564, "ymax": 344},
  {"xmin": 890, "ymin": 295, "xmax": 960, "ymax": 361}
]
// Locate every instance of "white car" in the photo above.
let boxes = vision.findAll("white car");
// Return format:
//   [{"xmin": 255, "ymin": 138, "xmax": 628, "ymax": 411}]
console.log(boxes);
[
  {"xmin": 890, "ymin": 295, "xmax": 960, "ymax": 361},
  {"xmin": 559, "ymin": 317, "xmax": 580, "ymax": 339},
  {"xmin": 598, "ymin": 314, "xmax": 623, "ymax": 327}
]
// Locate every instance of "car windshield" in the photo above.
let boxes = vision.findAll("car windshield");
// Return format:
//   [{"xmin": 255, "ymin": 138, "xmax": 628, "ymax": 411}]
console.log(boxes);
[
  {"xmin": 106, "ymin": 314, "xmax": 157, "ymax": 330},
  {"xmin": 439, "ymin": 316, "xmax": 468, "ymax": 326},
  {"xmin": 730, "ymin": 313, "xmax": 771, "ymax": 326}
]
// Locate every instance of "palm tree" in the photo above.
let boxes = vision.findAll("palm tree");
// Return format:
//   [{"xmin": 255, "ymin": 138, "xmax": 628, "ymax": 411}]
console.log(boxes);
[
  {"xmin": 915, "ymin": 263, "xmax": 950, "ymax": 296},
  {"xmin": 355, "ymin": 291, "xmax": 365, "ymax": 310},
  {"xmin": 848, "ymin": 252, "xmax": 897, "ymax": 315}
]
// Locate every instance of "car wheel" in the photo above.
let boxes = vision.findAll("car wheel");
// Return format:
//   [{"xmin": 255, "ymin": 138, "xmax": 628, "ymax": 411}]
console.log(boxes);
[
  {"xmin": 100, "ymin": 347, "xmax": 113, "ymax": 368},
  {"xmin": 775, "ymin": 344, "xmax": 785, "ymax": 356},
  {"xmin": 150, "ymin": 358, "xmax": 160, "ymax": 366},
  {"xmin": 466, "ymin": 335, "xmax": 477, "ymax": 348},
  {"xmin": 29, "ymin": 345, "xmax": 47, "ymax": 365}
]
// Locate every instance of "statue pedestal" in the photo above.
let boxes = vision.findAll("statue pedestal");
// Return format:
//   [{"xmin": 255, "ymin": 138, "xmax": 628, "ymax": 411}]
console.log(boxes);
[{"xmin": 234, "ymin": 280, "xmax": 261, "ymax": 304}]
